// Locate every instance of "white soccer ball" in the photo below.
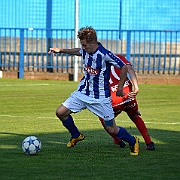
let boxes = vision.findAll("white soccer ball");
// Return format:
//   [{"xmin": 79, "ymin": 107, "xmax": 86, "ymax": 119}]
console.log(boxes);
[{"xmin": 22, "ymin": 136, "xmax": 41, "ymax": 155}]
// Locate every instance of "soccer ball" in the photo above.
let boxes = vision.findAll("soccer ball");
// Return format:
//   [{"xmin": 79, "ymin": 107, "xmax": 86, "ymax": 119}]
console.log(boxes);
[{"xmin": 22, "ymin": 136, "xmax": 41, "ymax": 155}]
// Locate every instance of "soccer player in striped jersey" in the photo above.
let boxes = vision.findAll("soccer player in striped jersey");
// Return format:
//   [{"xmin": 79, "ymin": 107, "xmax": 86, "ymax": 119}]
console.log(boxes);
[
  {"xmin": 99, "ymin": 54, "xmax": 155, "ymax": 150},
  {"xmin": 48, "ymin": 26, "xmax": 139, "ymax": 155}
]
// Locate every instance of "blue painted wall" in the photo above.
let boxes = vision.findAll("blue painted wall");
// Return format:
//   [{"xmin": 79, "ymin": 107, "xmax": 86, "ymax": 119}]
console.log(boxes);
[{"xmin": 1, "ymin": 0, "xmax": 179, "ymax": 30}]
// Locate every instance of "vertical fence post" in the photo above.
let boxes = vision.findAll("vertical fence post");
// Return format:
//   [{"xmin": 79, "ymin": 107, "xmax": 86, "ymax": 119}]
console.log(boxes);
[
  {"xmin": 119, "ymin": 0, "xmax": 122, "ymax": 39},
  {"xmin": 74, "ymin": 0, "xmax": 79, "ymax": 82},
  {"xmin": 126, "ymin": 31, "xmax": 131, "ymax": 61},
  {"xmin": 19, "ymin": 29, "xmax": 24, "ymax": 78},
  {"xmin": 46, "ymin": 0, "xmax": 52, "ymax": 72}
]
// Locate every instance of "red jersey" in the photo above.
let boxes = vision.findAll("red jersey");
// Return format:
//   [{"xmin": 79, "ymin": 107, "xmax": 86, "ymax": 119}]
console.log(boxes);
[
  {"xmin": 110, "ymin": 54, "xmax": 133, "ymax": 101},
  {"xmin": 109, "ymin": 54, "xmax": 138, "ymax": 116},
  {"xmin": 109, "ymin": 54, "xmax": 131, "ymax": 88}
]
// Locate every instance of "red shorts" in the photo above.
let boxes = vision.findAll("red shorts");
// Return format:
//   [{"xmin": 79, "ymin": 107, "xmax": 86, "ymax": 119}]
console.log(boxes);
[{"xmin": 111, "ymin": 86, "xmax": 139, "ymax": 117}]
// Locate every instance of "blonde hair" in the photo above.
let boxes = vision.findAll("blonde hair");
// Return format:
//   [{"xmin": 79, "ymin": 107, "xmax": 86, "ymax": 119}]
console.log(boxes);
[{"xmin": 77, "ymin": 26, "xmax": 97, "ymax": 43}]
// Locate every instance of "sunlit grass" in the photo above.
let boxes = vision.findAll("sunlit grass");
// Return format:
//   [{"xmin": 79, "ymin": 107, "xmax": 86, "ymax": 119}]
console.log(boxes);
[{"xmin": 0, "ymin": 78, "xmax": 180, "ymax": 180}]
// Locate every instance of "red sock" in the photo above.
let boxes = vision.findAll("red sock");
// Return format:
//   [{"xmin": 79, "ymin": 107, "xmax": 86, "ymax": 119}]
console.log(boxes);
[
  {"xmin": 132, "ymin": 116, "xmax": 152, "ymax": 144},
  {"xmin": 99, "ymin": 117, "xmax": 121, "ymax": 144}
]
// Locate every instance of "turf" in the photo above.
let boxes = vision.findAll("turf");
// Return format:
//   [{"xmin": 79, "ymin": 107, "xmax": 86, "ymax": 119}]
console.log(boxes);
[{"xmin": 0, "ymin": 78, "xmax": 180, "ymax": 180}]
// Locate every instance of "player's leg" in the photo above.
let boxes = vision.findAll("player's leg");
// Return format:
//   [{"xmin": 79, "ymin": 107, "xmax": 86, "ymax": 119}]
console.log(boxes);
[
  {"xmin": 56, "ymin": 104, "xmax": 82, "ymax": 138},
  {"xmin": 127, "ymin": 112, "xmax": 155, "ymax": 150},
  {"xmin": 99, "ymin": 116, "xmax": 126, "ymax": 148},
  {"xmin": 56, "ymin": 94, "xmax": 85, "ymax": 148},
  {"xmin": 87, "ymin": 99, "xmax": 119, "ymax": 136},
  {"xmin": 101, "ymin": 93, "xmax": 130, "ymax": 147},
  {"xmin": 104, "ymin": 119, "xmax": 139, "ymax": 155},
  {"xmin": 116, "ymin": 126, "xmax": 139, "ymax": 155},
  {"xmin": 124, "ymin": 99, "xmax": 155, "ymax": 150},
  {"xmin": 127, "ymin": 112, "xmax": 151, "ymax": 144},
  {"xmin": 90, "ymin": 102, "xmax": 139, "ymax": 155}
]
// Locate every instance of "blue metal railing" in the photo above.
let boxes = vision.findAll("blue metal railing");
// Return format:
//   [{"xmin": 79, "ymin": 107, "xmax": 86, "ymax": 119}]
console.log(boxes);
[{"xmin": 0, "ymin": 28, "xmax": 179, "ymax": 78}]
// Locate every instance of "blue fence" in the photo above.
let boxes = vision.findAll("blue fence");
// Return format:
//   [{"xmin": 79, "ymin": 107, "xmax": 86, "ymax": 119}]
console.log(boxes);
[
  {"xmin": 0, "ymin": 0, "xmax": 179, "ymax": 78},
  {"xmin": 0, "ymin": 28, "xmax": 179, "ymax": 78}
]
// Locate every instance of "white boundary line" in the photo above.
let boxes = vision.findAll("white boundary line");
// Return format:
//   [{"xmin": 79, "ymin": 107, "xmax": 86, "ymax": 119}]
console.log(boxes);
[
  {"xmin": 0, "ymin": 114, "xmax": 57, "ymax": 119},
  {"xmin": 0, "ymin": 83, "xmax": 75, "ymax": 87},
  {"xmin": 0, "ymin": 114, "xmax": 180, "ymax": 125},
  {"xmin": 0, "ymin": 84, "xmax": 50, "ymax": 87}
]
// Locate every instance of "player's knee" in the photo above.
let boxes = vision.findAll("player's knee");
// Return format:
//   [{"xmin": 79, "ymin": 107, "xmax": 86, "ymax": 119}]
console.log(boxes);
[
  {"xmin": 56, "ymin": 106, "xmax": 70, "ymax": 121},
  {"xmin": 104, "ymin": 119, "xmax": 119, "ymax": 134},
  {"xmin": 55, "ymin": 108, "xmax": 61, "ymax": 118},
  {"xmin": 55, "ymin": 108, "xmax": 65, "ymax": 119},
  {"xmin": 106, "ymin": 126, "xmax": 117, "ymax": 134}
]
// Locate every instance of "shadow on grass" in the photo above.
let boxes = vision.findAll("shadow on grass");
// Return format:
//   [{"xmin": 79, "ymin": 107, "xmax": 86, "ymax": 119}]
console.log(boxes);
[{"xmin": 0, "ymin": 128, "xmax": 180, "ymax": 180}]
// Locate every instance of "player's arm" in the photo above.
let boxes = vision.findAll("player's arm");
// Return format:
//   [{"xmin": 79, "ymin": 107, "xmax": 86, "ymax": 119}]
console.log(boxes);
[
  {"xmin": 48, "ymin": 47, "xmax": 81, "ymax": 56},
  {"xmin": 127, "ymin": 64, "xmax": 139, "ymax": 98},
  {"xmin": 116, "ymin": 65, "xmax": 128, "ymax": 97}
]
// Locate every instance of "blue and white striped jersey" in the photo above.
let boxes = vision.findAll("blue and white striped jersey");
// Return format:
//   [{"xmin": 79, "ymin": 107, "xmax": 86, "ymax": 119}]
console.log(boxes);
[{"xmin": 77, "ymin": 42, "xmax": 126, "ymax": 99}]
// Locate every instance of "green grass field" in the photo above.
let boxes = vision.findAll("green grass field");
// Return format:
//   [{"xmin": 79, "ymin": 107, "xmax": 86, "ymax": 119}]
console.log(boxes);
[{"xmin": 0, "ymin": 78, "xmax": 180, "ymax": 180}]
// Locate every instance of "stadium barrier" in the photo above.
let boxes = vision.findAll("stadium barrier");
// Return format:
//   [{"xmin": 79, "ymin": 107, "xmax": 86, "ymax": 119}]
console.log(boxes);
[{"xmin": 0, "ymin": 28, "xmax": 179, "ymax": 82}]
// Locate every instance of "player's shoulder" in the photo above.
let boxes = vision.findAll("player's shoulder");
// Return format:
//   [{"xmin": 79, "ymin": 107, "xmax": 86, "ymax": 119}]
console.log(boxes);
[
  {"xmin": 115, "ymin": 54, "xmax": 131, "ymax": 64},
  {"xmin": 97, "ymin": 43, "xmax": 109, "ymax": 55}
]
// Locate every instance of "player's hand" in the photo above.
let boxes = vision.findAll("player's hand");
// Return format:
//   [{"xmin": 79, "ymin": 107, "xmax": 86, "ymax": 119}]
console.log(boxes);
[
  {"xmin": 48, "ymin": 48, "xmax": 61, "ymax": 55},
  {"xmin": 116, "ymin": 88, "xmax": 126, "ymax": 97},
  {"xmin": 128, "ymin": 88, "xmax": 139, "ymax": 99}
]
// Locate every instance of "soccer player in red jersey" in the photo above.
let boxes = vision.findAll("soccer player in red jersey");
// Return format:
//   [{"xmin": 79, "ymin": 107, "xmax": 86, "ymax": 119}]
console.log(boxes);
[{"xmin": 99, "ymin": 54, "xmax": 155, "ymax": 150}]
